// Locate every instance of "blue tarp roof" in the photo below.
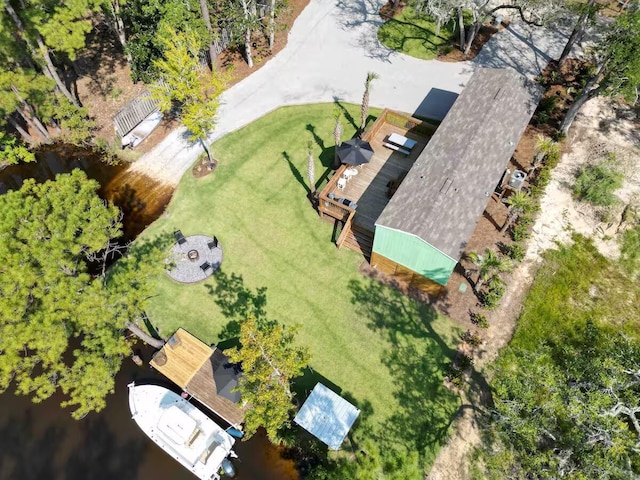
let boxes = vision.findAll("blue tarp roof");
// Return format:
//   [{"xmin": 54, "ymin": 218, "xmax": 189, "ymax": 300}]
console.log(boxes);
[{"xmin": 293, "ymin": 383, "xmax": 360, "ymax": 450}]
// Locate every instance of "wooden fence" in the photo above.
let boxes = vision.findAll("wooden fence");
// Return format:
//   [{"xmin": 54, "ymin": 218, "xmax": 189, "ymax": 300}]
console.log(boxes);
[{"xmin": 113, "ymin": 93, "xmax": 159, "ymax": 138}]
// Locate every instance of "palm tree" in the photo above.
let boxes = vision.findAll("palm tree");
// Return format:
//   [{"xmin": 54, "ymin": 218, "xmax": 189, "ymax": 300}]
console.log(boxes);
[
  {"xmin": 332, "ymin": 106, "xmax": 342, "ymax": 168},
  {"xmin": 307, "ymin": 140, "xmax": 316, "ymax": 196},
  {"xmin": 501, "ymin": 191, "xmax": 533, "ymax": 234},
  {"xmin": 360, "ymin": 72, "xmax": 379, "ymax": 132},
  {"xmin": 468, "ymin": 249, "xmax": 512, "ymax": 291},
  {"xmin": 530, "ymin": 135, "xmax": 559, "ymax": 174}
]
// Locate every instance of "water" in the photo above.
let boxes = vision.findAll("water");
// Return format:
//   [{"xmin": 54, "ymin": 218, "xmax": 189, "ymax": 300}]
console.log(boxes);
[{"xmin": 0, "ymin": 146, "xmax": 299, "ymax": 480}]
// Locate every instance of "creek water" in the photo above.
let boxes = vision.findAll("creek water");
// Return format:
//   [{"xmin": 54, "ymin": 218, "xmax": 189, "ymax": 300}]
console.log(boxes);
[{"xmin": 0, "ymin": 145, "xmax": 299, "ymax": 480}]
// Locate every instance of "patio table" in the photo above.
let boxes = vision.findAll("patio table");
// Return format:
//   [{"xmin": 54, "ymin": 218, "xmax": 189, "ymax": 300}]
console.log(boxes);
[{"xmin": 388, "ymin": 133, "xmax": 417, "ymax": 150}]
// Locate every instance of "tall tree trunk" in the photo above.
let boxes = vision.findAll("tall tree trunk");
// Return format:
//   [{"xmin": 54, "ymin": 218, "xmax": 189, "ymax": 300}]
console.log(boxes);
[
  {"xmin": 558, "ymin": 0, "xmax": 596, "ymax": 66},
  {"xmin": 464, "ymin": 11, "xmax": 481, "ymax": 56},
  {"xmin": 560, "ymin": 60, "xmax": 607, "ymax": 135},
  {"xmin": 7, "ymin": 116, "xmax": 35, "ymax": 144},
  {"xmin": 3, "ymin": 2, "xmax": 79, "ymax": 106},
  {"xmin": 269, "ymin": 0, "xmax": 276, "ymax": 51},
  {"xmin": 240, "ymin": 0, "xmax": 254, "ymax": 68},
  {"xmin": 125, "ymin": 321, "xmax": 166, "ymax": 349},
  {"xmin": 36, "ymin": 37, "xmax": 80, "ymax": 107},
  {"xmin": 199, "ymin": 138, "xmax": 215, "ymax": 167},
  {"xmin": 307, "ymin": 152, "xmax": 316, "ymax": 195},
  {"xmin": 457, "ymin": 8, "xmax": 465, "ymax": 51},
  {"xmin": 15, "ymin": 107, "xmax": 51, "ymax": 142},
  {"xmin": 11, "ymin": 85, "xmax": 50, "ymax": 140},
  {"xmin": 559, "ymin": 88, "xmax": 600, "ymax": 135},
  {"xmin": 500, "ymin": 211, "xmax": 515, "ymax": 234},
  {"xmin": 199, "ymin": 0, "xmax": 218, "ymax": 70},
  {"xmin": 108, "ymin": 0, "xmax": 131, "ymax": 62},
  {"xmin": 435, "ymin": 19, "xmax": 442, "ymax": 37},
  {"xmin": 333, "ymin": 118, "xmax": 342, "ymax": 169}
]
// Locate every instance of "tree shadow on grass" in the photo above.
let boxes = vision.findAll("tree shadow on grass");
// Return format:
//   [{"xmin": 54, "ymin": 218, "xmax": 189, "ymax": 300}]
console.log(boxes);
[
  {"xmin": 332, "ymin": 97, "xmax": 358, "ymax": 130},
  {"xmin": 205, "ymin": 270, "xmax": 268, "ymax": 341},
  {"xmin": 282, "ymin": 151, "xmax": 310, "ymax": 195},
  {"xmin": 348, "ymin": 278, "xmax": 461, "ymax": 460}
]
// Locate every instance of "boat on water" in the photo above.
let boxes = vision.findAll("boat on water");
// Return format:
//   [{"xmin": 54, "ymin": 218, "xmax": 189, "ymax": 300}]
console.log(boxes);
[{"xmin": 128, "ymin": 382, "xmax": 238, "ymax": 479}]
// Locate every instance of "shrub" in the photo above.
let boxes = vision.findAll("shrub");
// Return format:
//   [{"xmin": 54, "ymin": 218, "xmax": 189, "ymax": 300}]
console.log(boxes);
[
  {"xmin": 462, "ymin": 329, "xmax": 483, "ymax": 347},
  {"xmin": 480, "ymin": 275, "xmax": 506, "ymax": 310},
  {"xmin": 470, "ymin": 311, "xmax": 489, "ymax": 329},
  {"xmin": 447, "ymin": 353, "xmax": 474, "ymax": 387},
  {"xmin": 512, "ymin": 215, "xmax": 534, "ymax": 242},
  {"xmin": 573, "ymin": 158, "xmax": 623, "ymax": 206},
  {"xmin": 504, "ymin": 242, "xmax": 525, "ymax": 262},
  {"xmin": 536, "ymin": 95, "xmax": 558, "ymax": 124}
]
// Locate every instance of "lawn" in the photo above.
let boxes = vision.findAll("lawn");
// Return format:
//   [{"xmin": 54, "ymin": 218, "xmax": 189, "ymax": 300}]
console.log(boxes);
[
  {"xmin": 377, "ymin": 7, "xmax": 454, "ymax": 60},
  {"xmin": 138, "ymin": 103, "xmax": 461, "ymax": 468}
]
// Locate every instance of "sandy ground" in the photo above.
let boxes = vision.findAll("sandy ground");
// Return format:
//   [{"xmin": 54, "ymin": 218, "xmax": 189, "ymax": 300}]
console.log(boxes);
[{"xmin": 427, "ymin": 97, "xmax": 640, "ymax": 480}]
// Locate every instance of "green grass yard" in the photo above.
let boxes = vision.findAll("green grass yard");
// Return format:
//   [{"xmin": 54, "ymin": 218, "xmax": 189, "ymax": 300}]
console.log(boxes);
[
  {"xmin": 139, "ymin": 103, "xmax": 461, "ymax": 467},
  {"xmin": 377, "ymin": 8, "xmax": 454, "ymax": 60}
]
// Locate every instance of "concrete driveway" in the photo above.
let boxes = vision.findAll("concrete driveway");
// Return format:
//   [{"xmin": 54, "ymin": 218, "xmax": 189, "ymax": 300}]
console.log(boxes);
[{"xmin": 131, "ymin": 0, "xmax": 569, "ymax": 184}]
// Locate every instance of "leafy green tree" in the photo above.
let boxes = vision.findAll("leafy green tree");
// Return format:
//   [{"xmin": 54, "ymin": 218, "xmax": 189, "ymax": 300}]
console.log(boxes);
[
  {"xmin": 490, "ymin": 322, "xmax": 640, "ymax": 478},
  {"xmin": 1, "ymin": 0, "xmax": 101, "ymax": 106},
  {"xmin": 0, "ymin": 170, "xmax": 163, "ymax": 419},
  {"xmin": 225, "ymin": 316, "xmax": 309, "ymax": 441},
  {"xmin": 122, "ymin": 0, "xmax": 209, "ymax": 82},
  {"xmin": 151, "ymin": 26, "xmax": 226, "ymax": 166},
  {"xmin": 0, "ymin": 131, "xmax": 35, "ymax": 164},
  {"xmin": 560, "ymin": 9, "xmax": 640, "ymax": 135}
]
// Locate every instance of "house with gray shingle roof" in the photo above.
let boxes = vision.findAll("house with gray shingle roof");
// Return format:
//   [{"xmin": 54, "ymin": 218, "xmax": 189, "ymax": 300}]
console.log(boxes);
[{"xmin": 370, "ymin": 68, "xmax": 542, "ymax": 289}]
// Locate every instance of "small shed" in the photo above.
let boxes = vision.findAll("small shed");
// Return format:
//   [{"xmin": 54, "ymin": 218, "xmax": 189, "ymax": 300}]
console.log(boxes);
[
  {"xmin": 372, "ymin": 68, "xmax": 542, "ymax": 289},
  {"xmin": 294, "ymin": 383, "xmax": 360, "ymax": 450}
]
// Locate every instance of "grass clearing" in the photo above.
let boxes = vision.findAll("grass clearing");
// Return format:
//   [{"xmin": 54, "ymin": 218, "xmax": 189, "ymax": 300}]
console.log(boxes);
[
  {"xmin": 138, "ymin": 103, "xmax": 461, "ymax": 468},
  {"xmin": 377, "ymin": 8, "xmax": 454, "ymax": 60}
]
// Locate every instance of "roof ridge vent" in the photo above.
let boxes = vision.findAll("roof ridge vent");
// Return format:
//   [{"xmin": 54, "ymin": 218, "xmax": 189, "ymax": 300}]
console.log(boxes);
[{"xmin": 440, "ymin": 178, "xmax": 453, "ymax": 194}]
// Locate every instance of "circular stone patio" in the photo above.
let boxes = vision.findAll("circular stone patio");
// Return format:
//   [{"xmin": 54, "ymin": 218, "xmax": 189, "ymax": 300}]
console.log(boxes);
[{"xmin": 165, "ymin": 234, "xmax": 223, "ymax": 283}]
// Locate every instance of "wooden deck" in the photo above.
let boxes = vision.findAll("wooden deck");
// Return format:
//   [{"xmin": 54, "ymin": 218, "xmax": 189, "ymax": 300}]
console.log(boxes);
[
  {"xmin": 337, "ymin": 124, "xmax": 430, "ymax": 233},
  {"xmin": 150, "ymin": 328, "xmax": 245, "ymax": 427},
  {"xmin": 318, "ymin": 110, "xmax": 436, "ymax": 256}
]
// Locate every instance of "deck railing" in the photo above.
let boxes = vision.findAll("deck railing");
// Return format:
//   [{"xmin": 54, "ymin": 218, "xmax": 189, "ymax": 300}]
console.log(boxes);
[
  {"xmin": 318, "ymin": 109, "xmax": 436, "ymax": 227},
  {"xmin": 336, "ymin": 209, "xmax": 356, "ymax": 249}
]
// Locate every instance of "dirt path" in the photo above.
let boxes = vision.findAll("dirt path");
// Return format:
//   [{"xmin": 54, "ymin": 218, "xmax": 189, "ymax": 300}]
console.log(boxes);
[{"xmin": 427, "ymin": 97, "xmax": 640, "ymax": 480}]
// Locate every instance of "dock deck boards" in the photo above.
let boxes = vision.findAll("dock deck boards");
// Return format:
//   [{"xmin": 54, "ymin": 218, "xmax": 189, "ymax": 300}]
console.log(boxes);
[{"xmin": 150, "ymin": 328, "xmax": 245, "ymax": 427}]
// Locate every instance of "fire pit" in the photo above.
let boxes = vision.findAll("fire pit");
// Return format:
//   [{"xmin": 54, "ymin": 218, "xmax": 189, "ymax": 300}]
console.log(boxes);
[{"xmin": 187, "ymin": 249, "xmax": 200, "ymax": 261}]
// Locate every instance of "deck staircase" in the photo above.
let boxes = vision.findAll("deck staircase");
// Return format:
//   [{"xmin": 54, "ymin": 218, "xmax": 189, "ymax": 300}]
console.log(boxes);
[{"xmin": 339, "ymin": 224, "xmax": 374, "ymax": 260}]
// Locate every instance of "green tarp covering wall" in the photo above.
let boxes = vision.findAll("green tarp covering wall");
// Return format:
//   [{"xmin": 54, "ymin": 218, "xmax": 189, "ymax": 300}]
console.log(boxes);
[{"xmin": 372, "ymin": 225, "xmax": 456, "ymax": 285}]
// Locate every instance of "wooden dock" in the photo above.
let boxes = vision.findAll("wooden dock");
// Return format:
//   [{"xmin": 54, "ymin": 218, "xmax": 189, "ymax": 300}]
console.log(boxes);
[{"xmin": 150, "ymin": 328, "xmax": 245, "ymax": 427}]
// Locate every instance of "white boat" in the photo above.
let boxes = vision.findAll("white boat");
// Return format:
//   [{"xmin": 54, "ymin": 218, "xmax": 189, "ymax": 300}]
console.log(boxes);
[{"xmin": 128, "ymin": 382, "xmax": 237, "ymax": 479}]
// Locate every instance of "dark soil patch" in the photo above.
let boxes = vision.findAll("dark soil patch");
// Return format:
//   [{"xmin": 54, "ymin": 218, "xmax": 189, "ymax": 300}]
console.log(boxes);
[
  {"xmin": 191, "ymin": 157, "xmax": 218, "ymax": 178},
  {"xmin": 437, "ymin": 23, "xmax": 505, "ymax": 62},
  {"xmin": 218, "ymin": 0, "xmax": 311, "ymax": 88}
]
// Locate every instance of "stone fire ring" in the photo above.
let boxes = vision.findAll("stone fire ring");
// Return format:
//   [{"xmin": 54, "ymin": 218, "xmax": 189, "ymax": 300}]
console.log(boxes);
[{"xmin": 165, "ymin": 234, "xmax": 223, "ymax": 284}]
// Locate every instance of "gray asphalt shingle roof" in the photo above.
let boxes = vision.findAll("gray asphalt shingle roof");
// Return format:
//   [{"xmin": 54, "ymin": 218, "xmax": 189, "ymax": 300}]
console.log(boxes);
[{"xmin": 376, "ymin": 68, "xmax": 542, "ymax": 260}]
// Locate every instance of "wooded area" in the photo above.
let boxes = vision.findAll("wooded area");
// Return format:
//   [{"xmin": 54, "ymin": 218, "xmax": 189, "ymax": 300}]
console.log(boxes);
[{"xmin": 0, "ymin": 0, "xmax": 287, "ymax": 155}]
